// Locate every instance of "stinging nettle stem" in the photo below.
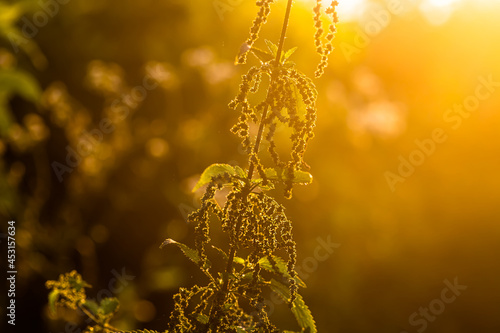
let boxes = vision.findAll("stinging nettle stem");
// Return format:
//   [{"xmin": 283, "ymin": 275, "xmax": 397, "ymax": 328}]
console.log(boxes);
[
  {"xmin": 275, "ymin": 0, "xmax": 294, "ymax": 63},
  {"xmin": 210, "ymin": 0, "xmax": 296, "ymax": 327},
  {"xmin": 247, "ymin": 0, "xmax": 294, "ymax": 181}
]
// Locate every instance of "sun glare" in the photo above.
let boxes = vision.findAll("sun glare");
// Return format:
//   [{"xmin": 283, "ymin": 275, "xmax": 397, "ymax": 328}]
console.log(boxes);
[
  {"xmin": 428, "ymin": 0, "xmax": 459, "ymax": 7},
  {"xmin": 420, "ymin": 0, "xmax": 462, "ymax": 25},
  {"xmin": 296, "ymin": 0, "xmax": 500, "ymax": 23},
  {"xmin": 298, "ymin": 0, "xmax": 367, "ymax": 21},
  {"xmin": 333, "ymin": 0, "xmax": 367, "ymax": 20}
]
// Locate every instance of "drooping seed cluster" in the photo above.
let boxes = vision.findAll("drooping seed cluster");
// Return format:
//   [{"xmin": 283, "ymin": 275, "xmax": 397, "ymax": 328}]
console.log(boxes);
[
  {"xmin": 229, "ymin": 61, "xmax": 318, "ymax": 198},
  {"xmin": 185, "ymin": 180, "xmax": 299, "ymax": 326},
  {"xmin": 168, "ymin": 287, "xmax": 196, "ymax": 332},
  {"xmin": 209, "ymin": 293, "xmax": 255, "ymax": 331},
  {"xmin": 189, "ymin": 182, "xmax": 219, "ymax": 263},
  {"xmin": 237, "ymin": 0, "xmax": 276, "ymax": 64},
  {"xmin": 166, "ymin": 282, "xmax": 256, "ymax": 332},
  {"xmin": 313, "ymin": 0, "xmax": 339, "ymax": 77},
  {"xmin": 229, "ymin": 66, "xmax": 261, "ymax": 153},
  {"xmin": 222, "ymin": 190, "xmax": 297, "ymax": 300},
  {"xmin": 221, "ymin": 192, "xmax": 295, "ymax": 253}
]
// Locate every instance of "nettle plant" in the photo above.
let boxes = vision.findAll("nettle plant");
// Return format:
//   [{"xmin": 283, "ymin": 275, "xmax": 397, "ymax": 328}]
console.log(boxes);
[{"xmin": 46, "ymin": 1, "xmax": 339, "ymax": 332}]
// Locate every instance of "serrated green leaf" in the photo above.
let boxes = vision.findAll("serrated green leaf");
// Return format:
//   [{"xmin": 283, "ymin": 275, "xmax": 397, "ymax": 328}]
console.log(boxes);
[
  {"xmin": 258, "ymin": 255, "xmax": 306, "ymax": 288},
  {"xmin": 211, "ymin": 245, "xmax": 229, "ymax": 261},
  {"xmin": 67, "ymin": 273, "xmax": 91, "ymax": 292},
  {"xmin": 291, "ymin": 170, "xmax": 312, "ymax": 184},
  {"xmin": 240, "ymin": 271, "xmax": 253, "ymax": 282},
  {"xmin": 48, "ymin": 290, "xmax": 59, "ymax": 314},
  {"xmin": 250, "ymin": 47, "xmax": 274, "ymax": 63},
  {"xmin": 251, "ymin": 178, "xmax": 275, "ymax": 191},
  {"xmin": 193, "ymin": 163, "xmax": 237, "ymax": 192},
  {"xmin": 268, "ymin": 279, "xmax": 317, "ymax": 333},
  {"xmin": 99, "ymin": 297, "xmax": 119, "ymax": 316},
  {"xmin": 196, "ymin": 313, "xmax": 209, "ymax": 324},
  {"xmin": 265, "ymin": 40, "xmax": 278, "ymax": 57},
  {"xmin": 264, "ymin": 168, "xmax": 313, "ymax": 185},
  {"xmin": 234, "ymin": 165, "xmax": 247, "ymax": 178},
  {"xmin": 83, "ymin": 300, "xmax": 99, "ymax": 316},
  {"xmin": 160, "ymin": 238, "xmax": 211, "ymax": 269},
  {"xmin": 261, "ymin": 183, "xmax": 275, "ymax": 191},
  {"xmin": 0, "ymin": 69, "xmax": 41, "ymax": 102},
  {"xmin": 233, "ymin": 256, "xmax": 246, "ymax": 266},
  {"xmin": 282, "ymin": 47, "xmax": 298, "ymax": 63}
]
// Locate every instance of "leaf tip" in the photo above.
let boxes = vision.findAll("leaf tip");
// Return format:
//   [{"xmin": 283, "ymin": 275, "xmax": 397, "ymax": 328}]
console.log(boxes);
[{"xmin": 160, "ymin": 238, "xmax": 177, "ymax": 249}]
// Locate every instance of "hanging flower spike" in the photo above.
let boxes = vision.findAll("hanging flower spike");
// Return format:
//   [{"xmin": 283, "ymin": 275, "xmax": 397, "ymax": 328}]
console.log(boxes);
[
  {"xmin": 314, "ymin": 0, "xmax": 339, "ymax": 78},
  {"xmin": 237, "ymin": 0, "xmax": 276, "ymax": 65}
]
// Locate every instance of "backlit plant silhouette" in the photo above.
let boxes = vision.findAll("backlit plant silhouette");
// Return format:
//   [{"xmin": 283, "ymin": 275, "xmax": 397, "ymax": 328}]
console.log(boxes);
[{"xmin": 46, "ymin": 0, "xmax": 339, "ymax": 332}]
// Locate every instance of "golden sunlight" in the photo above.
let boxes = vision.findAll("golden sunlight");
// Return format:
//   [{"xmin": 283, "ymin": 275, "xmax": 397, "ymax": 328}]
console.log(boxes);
[
  {"xmin": 427, "ymin": 0, "xmax": 460, "ymax": 7},
  {"xmin": 419, "ymin": 0, "xmax": 462, "ymax": 25},
  {"xmin": 298, "ymin": 0, "xmax": 367, "ymax": 21}
]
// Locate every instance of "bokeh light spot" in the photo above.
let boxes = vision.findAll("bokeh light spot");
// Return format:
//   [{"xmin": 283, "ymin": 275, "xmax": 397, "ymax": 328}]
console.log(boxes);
[
  {"xmin": 133, "ymin": 300, "xmax": 156, "ymax": 322},
  {"xmin": 146, "ymin": 138, "xmax": 169, "ymax": 158},
  {"xmin": 90, "ymin": 224, "xmax": 109, "ymax": 243}
]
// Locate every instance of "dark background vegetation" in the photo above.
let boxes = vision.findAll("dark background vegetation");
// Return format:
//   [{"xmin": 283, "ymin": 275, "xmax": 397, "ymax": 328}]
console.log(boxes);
[{"xmin": 1, "ymin": 0, "xmax": 500, "ymax": 332}]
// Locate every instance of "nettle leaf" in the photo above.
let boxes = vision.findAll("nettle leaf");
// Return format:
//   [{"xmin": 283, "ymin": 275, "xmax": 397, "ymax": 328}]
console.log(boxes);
[
  {"xmin": 196, "ymin": 313, "xmax": 209, "ymax": 324},
  {"xmin": 233, "ymin": 256, "xmax": 246, "ymax": 266},
  {"xmin": 48, "ymin": 290, "xmax": 59, "ymax": 314},
  {"xmin": 250, "ymin": 47, "xmax": 274, "ymax": 63},
  {"xmin": 265, "ymin": 39, "xmax": 278, "ymax": 57},
  {"xmin": 251, "ymin": 178, "xmax": 275, "ymax": 191},
  {"xmin": 260, "ymin": 183, "xmax": 275, "ymax": 191},
  {"xmin": 83, "ymin": 300, "xmax": 99, "ymax": 316},
  {"xmin": 193, "ymin": 163, "xmax": 237, "ymax": 192},
  {"xmin": 67, "ymin": 273, "xmax": 91, "ymax": 292},
  {"xmin": 99, "ymin": 297, "xmax": 119, "ymax": 316},
  {"xmin": 211, "ymin": 245, "xmax": 229, "ymax": 261},
  {"xmin": 160, "ymin": 239, "xmax": 211, "ymax": 269},
  {"xmin": 264, "ymin": 168, "xmax": 313, "ymax": 185},
  {"xmin": 269, "ymin": 279, "xmax": 317, "ymax": 333},
  {"xmin": 234, "ymin": 165, "xmax": 247, "ymax": 178},
  {"xmin": 282, "ymin": 46, "xmax": 298, "ymax": 63},
  {"xmin": 240, "ymin": 271, "xmax": 254, "ymax": 282},
  {"xmin": 258, "ymin": 256, "xmax": 306, "ymax": 288}
]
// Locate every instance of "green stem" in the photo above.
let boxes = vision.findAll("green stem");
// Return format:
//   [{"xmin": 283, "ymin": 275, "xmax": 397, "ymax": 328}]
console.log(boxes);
[
  {"xmin": 246, "ymin": 105, "xmax": 269, "ymax": 180},
  {"xmin": 275, "ymin": 0, "xmax": 294, "ymax": 63},
  {"xmin": 247, "ymin": 0, "xmax": 294, "ymax": 180}
]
